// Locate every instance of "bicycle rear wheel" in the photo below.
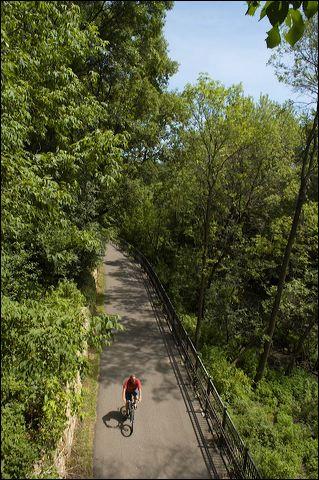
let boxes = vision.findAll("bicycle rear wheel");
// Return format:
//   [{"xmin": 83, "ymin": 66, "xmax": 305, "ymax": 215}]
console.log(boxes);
[{"xmin": 130, "ymin": 405, "xmax": 134, "ymax": 431}]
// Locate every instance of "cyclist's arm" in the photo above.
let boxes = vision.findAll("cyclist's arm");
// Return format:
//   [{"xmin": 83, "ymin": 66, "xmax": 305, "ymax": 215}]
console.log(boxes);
[{"xmin": 138, "ymin": 383, "xmax": 142, "ymax": 402}]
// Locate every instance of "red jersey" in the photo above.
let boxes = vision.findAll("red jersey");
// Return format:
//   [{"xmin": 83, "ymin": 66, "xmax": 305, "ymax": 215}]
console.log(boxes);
[{"xmin": 123, "ymin": 377, "xmax": 142, "ymax": 393}]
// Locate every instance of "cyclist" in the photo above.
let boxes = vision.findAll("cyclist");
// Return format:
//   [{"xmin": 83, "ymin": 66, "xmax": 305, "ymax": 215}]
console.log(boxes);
[{"xmin": 122, "ymin": 374, "xmax": 142, "ymax": 416}]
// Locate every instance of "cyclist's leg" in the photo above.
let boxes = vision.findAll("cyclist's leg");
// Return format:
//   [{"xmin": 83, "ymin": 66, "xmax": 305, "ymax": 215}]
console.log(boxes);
[
  {"xmin": 125, "ymin": 391, "xmax": 132, "ymax": 415},
  {"xmin": 132, "ymin": 389, "xmax": 138, "ymax": 408}
]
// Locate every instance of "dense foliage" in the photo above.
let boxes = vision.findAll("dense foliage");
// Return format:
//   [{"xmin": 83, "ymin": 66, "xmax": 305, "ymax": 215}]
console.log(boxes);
[
  {"xmin": 246, "ymin": 1, "xmax": 318, "ymax": 48},
  {"xmin": 1, "ymin": 1, "xmax": 175, "ymax": 477},
  {"xmin": 1, "ymin": 1, "xmax": 318, "ymax": 479},
  {"xmin": 201, "ymin": 345, "xmax": 318, "ymax": 479}
]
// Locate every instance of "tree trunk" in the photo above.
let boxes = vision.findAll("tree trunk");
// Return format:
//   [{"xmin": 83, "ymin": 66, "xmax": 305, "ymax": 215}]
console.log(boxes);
[
  {"xmin": 254, "ymin": 109, "xmax": 318, "ymax": 386},
  {"xmin": 195, "ymin": 265, "xmax": 207, "ymax": 348},
  {"xmin": 285, "ymin": 318, "xmax": 317, "ymax": 375},
  {"xmin": 194, "ymin": 186, "xmax": 213, "ymax": 348}
]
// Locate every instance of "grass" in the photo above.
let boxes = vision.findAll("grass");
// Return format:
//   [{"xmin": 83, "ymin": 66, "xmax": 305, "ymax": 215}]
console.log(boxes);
[
  {"xmin": 65, "ymin": 259, "xmax": 106, "ymax": 479},
  {"xmin": 65, "ymin": 350, "xmax": 100, "ymax": 479}
]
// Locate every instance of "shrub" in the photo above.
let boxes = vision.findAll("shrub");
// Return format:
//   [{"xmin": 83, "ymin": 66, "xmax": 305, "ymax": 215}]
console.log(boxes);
[
  {"xmin": 1, "ymin": 280, "xmax": 122, "ymax": 478},
  {"xmin": 199, "ymin": 345, "xmax": 318, "ymax": 479},
  {"xmin": 1, "ymin": 404, "xmax": 39, "ymax": 479},
  {"xmin": 201, "ymin": 345, "xmax": 252, "ymax": 404}
]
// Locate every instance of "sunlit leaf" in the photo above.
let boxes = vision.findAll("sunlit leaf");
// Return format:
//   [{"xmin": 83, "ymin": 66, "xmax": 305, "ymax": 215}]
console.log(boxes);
[
  {"xmin": 266, "ymin": 25, "xmax": 282, "ymax": 48},
  {"xmin": 302, "ymin": 0, "xmax": 318, "ymax": 19},
  {"xmin": 285, "ymin": 9, "xmax": 305, "ymax": 46}
]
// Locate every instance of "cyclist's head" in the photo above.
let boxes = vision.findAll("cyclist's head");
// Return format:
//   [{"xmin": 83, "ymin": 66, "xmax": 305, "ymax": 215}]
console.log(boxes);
[{"xmin": 129, "ymin": 374, "xmax": 136, "ymax": 381}]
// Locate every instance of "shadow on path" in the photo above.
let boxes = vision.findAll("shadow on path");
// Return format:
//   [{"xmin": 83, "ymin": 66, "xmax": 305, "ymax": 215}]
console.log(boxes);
[
  {"xmin": 93, "ymin": 244, "xmax": 227, "ymax": 479},
  {"xmin": 102, "ymin": 408, "xmax": 132, "ymax": 438},
  {"xmin": 140, "ymin": 259, "xmax": 227, "ymax": 479}
]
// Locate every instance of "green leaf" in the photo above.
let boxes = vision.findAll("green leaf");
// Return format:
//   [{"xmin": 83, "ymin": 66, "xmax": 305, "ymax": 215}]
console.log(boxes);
[
  {"xmin": 285, "ymin": 9, "xmax": 305, "ymax": 46},
  {"xmin": 246, "ymin": 1, "xmax": 261, "ymax": 16},
  {"xmin": 266, "ymin": 25, "xmax": 281, "ymax": 48},
  {"xmin": 285, "ymin": 9, "xmax": 293, "ymax": 27},
  {"xmin": 302, "ymin": 1, "xmax": 318, "ymax": 19},
  {"xmin": 292, "ymin": 1, "xmax": 302, "ymax": 9},
  {"xmin": 259, "ymin": 0, "xmax": 273, "ymax": 20},
  {"xmin": 266, "ymin": 1, "xmax": 281, "ymax": 26},
  {"xmin": 277, "ymin": 1, "xmax": 290, "ymax": 24}
]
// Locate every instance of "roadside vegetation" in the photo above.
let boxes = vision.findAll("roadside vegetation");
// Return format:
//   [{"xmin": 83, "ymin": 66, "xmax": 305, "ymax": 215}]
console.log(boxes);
[
  {"xmin": 65, "ymin": 350, "xmax": 100, "ymax": 480},
  {"xmin": 65, "ymin": 259, "xmax": 106, "ymax": 479},
  {"xmin": 1, "ymin": 2, "xmax": 317, "ymax": 479}
]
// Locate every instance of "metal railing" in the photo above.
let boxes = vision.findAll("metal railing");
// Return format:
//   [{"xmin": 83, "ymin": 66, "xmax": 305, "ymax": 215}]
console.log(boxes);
[{"xmin": 119, "ymin": 239, "xmax": 261, "ymax": 479}]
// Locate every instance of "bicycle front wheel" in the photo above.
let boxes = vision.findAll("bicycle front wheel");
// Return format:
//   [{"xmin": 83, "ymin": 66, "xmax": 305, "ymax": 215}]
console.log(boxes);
[{"xmin": 130, "ymin": 408, "xmax": 134, "ymax": 427}]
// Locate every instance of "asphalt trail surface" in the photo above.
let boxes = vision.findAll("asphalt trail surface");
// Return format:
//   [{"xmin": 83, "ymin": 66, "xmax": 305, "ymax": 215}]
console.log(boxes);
[{"xmin": 93, "ymin": 244, "xmax": 213, "ymax": 479}]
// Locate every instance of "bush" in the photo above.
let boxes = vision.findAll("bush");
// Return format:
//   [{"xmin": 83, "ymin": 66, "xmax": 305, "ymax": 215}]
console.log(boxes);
[
  {"xmin": 303, "ymin": 438, "xmax": 319, "ymax": 479},
  {"xmin": 180, "ymin": 313, "xmax": 197, "ymax": 338},
  {"xmin": 201, "ymin": 345, "xmax": 252, "ymax": 404},
  {"xmin": 1, "ymin": 404, "xmax": 39, "ymax": 479},
  {"xmin": 257, "ymin": 447, "xmax": 302, "ymax": 479},
  {"xmin": 1, "ymin": 280, "xmax": 123, "ymax": 478},
  {"xmin": 199, "ymin": 345, "xmax": 318, "ymax": 479}
]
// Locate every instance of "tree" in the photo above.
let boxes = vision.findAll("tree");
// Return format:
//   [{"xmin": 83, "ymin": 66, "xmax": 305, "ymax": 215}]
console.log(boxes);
[
  {"xmin": 75, "ymin": 0, "xmax": 178, "ymax": 154},
  {"xmin": 252, "ymin": 7, "xmax": 318, "ymax": 384},
  {"xmin": 1, "ymin": 1, "xmax": 178, "ymax": 476},
  {"xmin": 179, "ymin": 77, "xmax": 255, "ymax": 347},
  {"xmin": 254, "ymin": 105, "xmax": 318, "ymax": 384}
]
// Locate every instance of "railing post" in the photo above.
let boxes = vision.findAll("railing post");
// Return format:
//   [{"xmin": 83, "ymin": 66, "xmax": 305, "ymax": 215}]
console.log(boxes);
[
  {"xmin": 222, "ymin": 406, "xmax": 227, "ymax": 429},
  {"xmin": 243, "ymin": 445, "xmax": 249, "ymax": 476},
  {"xmin": 184, "ymin": 338, "xmax": 189, "ymax": 369},
  {"xmin": 171, "ymin": 311, "xmax": 177, "ymax": 339},
  {"xmin": 205, "ymin": 379, "xmax": 211, "ymax": 415},
  {"xmin": 192, "ymin": 355, "xmax": 199, "ymax": 388}
]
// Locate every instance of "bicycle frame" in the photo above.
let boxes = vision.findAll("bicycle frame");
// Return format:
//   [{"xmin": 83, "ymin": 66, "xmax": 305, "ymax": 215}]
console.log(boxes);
[{"xmin": 127, "ymin": 399, "xmax": 136, "ymax": 433}]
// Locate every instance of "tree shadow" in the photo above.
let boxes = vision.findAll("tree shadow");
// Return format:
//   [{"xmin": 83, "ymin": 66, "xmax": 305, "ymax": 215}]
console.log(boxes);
[{"xmin": 97, "ymin": 244, "xmax": 226, "ymax": 477}]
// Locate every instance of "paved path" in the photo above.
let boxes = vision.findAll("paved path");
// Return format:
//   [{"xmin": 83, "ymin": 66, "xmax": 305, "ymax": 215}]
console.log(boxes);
[{"xmin": 93, "ymin": 244, "xmax": 226, "ymax": 479}]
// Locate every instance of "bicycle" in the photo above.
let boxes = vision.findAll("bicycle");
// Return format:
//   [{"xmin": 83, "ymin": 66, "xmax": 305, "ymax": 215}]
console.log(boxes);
[
  {"xmin": 120, "ymin": 398, "xmax": 138, "ymax": 436},
  {"xmin": 126, "ymin": 398, "xmax": 137, "ymax": 435}
]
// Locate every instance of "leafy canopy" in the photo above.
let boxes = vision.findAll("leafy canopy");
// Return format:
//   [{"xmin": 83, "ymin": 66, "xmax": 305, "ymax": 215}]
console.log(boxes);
[{"xmin": 246, "ymin": 1, "xmax": 318, "ymax": 48}]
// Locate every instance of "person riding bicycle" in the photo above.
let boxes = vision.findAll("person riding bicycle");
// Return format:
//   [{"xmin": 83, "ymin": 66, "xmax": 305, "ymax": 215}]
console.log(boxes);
[{"xmin": 122, "ymin": 374, "xmax": 142, "ymax": 416}]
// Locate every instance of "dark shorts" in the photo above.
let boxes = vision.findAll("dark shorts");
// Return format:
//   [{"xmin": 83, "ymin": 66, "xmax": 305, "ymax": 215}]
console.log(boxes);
[{"xmin": 125, "ymin": 389, "xmax": 139, "ymax": 401}]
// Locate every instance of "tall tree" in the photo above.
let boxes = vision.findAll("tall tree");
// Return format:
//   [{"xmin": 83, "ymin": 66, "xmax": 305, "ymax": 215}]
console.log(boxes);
[
  {"xmin": 177, "ymin": 76, "xmax": 258, "ymax": 348},
  {"xmin": 254, "ymin": 106, "xmax": 317, "ymax": 383},
  {"xmin": 254, "ymin": 16, "xmax": 318, "ymax": 383}
]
